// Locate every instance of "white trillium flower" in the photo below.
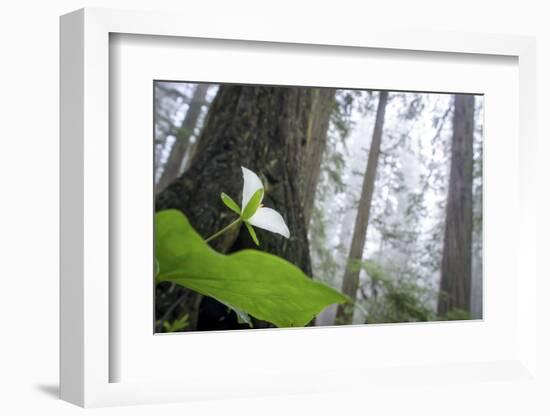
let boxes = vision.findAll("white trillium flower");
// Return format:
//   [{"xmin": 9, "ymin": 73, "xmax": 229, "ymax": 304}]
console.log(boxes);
[
  {"xmin": 220, "ymin": 167, "xmax": 290, "ymax": 245},
  {"xmin": 240, "ymin": 167, "xmax": 290, "ymax": 238}
]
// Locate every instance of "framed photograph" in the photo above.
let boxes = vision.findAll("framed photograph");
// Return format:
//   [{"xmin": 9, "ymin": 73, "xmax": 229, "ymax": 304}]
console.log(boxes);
[{"xmin": 60, "ymin": 8, "xmax": 537, "ymax": 407}]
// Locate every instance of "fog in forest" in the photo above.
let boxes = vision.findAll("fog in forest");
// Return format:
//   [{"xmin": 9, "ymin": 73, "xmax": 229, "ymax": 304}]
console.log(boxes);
[{"xmin": 154, "ymin": 82, "xmax": 483, "ymax": 332}]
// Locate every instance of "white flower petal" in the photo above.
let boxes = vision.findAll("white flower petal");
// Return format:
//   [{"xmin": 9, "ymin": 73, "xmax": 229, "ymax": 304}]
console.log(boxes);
[
  {"xmin": 248, "ymin": 207, "xmax": 290, "ymax": 238},
  {"xmin": 241, "ymin": 166, "xmax": 264, "ymax": 209}
]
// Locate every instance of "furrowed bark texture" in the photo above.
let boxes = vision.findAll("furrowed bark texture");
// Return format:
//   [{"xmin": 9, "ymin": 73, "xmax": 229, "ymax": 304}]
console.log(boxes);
[
  {"xmin": 157, "ymin": 83, "xmax": 209, "ymax": 193},
  {"xmin": 437, "ymin": 94, "xmax": 475, "ymax": 316},
  {"xmin": 156, "ymin": 85, "xmax": 325, "ymax": 331},
  {"xmin": 302, "ymin": 88, "xmax": 336, "ymax": 224},
  {"xmin": 336, "ymin": 91, "xmax": 388, "ymax": 325}
]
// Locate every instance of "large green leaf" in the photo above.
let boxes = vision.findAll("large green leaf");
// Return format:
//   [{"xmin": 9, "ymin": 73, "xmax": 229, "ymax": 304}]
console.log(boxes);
[{"xmin": 156, "ymin": 209, "xmax": 347, "ymax": 328}]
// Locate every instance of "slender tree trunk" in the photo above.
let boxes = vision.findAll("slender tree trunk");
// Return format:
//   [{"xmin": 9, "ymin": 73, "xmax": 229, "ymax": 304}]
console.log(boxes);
[
  {"xmin": 302, "ymin": 88, "xmax": 336, "ymax": 224},
  {"xmin": 335, "ymin": 91, "xmax": 388, "ymax": 325},
  {"xmin": 156, "ymin": 83, "xmax": 209, "ymax": 193},
  {"xmin": 155, "ymin": 85, "xmax": 319, "ymax": 331},
  {"xmin": 437, "ymin": 94, "xmax": 475, "ymax": 316}
]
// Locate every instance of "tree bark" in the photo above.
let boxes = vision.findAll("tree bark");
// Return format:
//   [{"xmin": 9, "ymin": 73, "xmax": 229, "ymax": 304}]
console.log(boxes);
[
  {"xmin": 437, "ymin": 94, "xmax": 475, "ymax": 316},
  {"xmin": 335, "ymin": 91, "xmax": 388, "ymax": 325},
  {"xmin": 155, "ymin": 85, "xmax": 320, "ymax": 331},
  {"xmin": 156, "ymin": 83, "xmax": 209, "ymax": 193},
  {"xmin": 302, "ymin": 88, "xmax": 336, "ymax": 224}
]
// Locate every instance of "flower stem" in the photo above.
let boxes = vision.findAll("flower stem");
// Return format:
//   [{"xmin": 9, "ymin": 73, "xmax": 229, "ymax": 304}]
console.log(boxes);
[{"xmin": 205, "ymin": 218, "xmax": 242, "ymax": 243}]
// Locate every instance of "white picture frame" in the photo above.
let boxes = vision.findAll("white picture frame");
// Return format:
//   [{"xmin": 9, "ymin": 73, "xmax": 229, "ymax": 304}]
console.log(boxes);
[{"xmin": 60, "ymin": 7, "xmax": 537, "ymax": 407}]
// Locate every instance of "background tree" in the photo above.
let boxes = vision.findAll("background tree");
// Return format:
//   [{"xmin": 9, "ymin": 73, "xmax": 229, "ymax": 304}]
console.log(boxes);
[
  {"xmin": 156, "ymin": 83, "xmax": 211, "ymax": 192},
  {"xmin": 154, "ymin": 82, "xmax": 191, "ymax": 178},
  {"xmin": 470, "ymin": 97, "xmax": 484, "ymax": 319},
  {"xmin": 307, "ymin": 89, "xmax": 362, "ymax": 325},
  {"xmin": 437, "ymin": 94, "xmax": 475, "ymax": 316},
  {"xmin": 301, "ymin": 88, "xmax": 336, "ymax": 223},
  {"xmin": 336, "ymin": 91, "xmax": 388, "ymax": 324}
]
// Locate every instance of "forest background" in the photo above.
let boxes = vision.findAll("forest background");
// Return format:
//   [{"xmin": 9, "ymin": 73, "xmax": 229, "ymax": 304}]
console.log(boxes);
[{"xmin": 154, "ymin": 82, "xmax": 483, "ymax": 332}]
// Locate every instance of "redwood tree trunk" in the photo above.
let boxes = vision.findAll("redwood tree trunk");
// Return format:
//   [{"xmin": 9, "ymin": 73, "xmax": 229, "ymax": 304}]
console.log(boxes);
[
  {"xmin": 437, "ymin": 94, "xmax": 475, "ymax": 316},
  {"xmin": 335, "ymin": 91, "xmax": 388, "ymax": 325},
  {"xmin": 156, "ymin": 83, "xmax": 210, "ymax": 193},
  {"xmin": 155, "ymin": 85, "xmax": 321, "ymax": 331},
  {"xmin": 302, "ymin": 88, "xmax": 336, "ymax": 224}
]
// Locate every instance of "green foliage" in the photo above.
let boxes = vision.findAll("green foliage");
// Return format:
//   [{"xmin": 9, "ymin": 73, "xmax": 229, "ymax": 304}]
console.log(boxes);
[
  {"xmin": 354, "ymin": 260, "xmax": 434, "ymax": 324},
  {"xmin": 440, "ymin": 308, "xmax": 470, "ymax": 321},
  {"xmin": 220, "ymin": 188, "xmax": 263, "ymax": 245},
  {"xmin": 350, "ymin": 259, "xmax": 384, "ymax": 281},
  {"xmin": 156, "ymin": 209, "xmax": 347, "ymax": 328},
  {"xmin": 308, "ymin": 203, "xmax": 344, "ymax": 287},
  {"xmin": 162, "ymin": 313, "xmax": 190, "ymax": 332},
  {"xmin": 381, "ymin": 284, "xmax": 433, "ymax": 323}
]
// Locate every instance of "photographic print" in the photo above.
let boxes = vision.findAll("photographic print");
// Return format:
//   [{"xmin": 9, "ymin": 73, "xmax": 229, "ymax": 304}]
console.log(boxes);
[{"xmin": 154, "ymin": 82, "xmax": 483, "ymax": 333}]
